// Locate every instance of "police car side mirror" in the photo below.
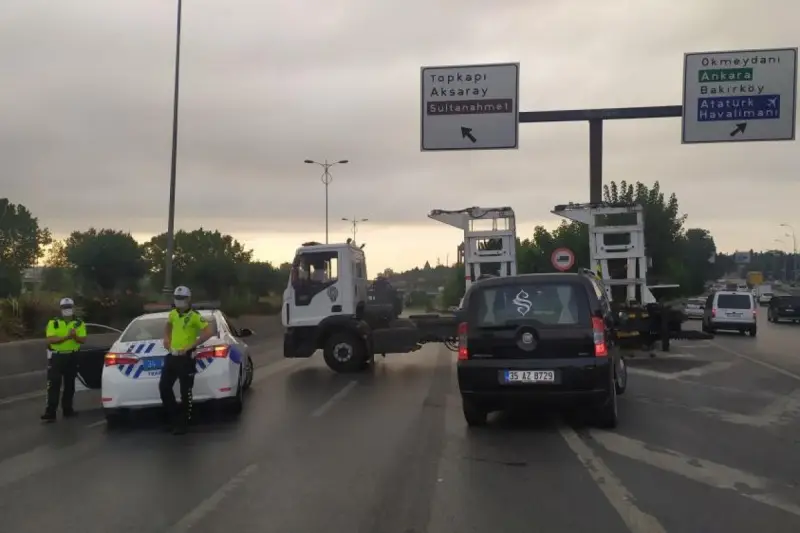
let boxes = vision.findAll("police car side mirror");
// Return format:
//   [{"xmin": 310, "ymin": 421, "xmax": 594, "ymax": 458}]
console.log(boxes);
[{"xmin": 238, "ymin": 328, "xmax": 254, "ymax": 338}]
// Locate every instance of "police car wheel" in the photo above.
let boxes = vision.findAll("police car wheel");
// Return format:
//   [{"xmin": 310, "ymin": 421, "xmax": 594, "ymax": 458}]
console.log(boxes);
[
  {"xmin": 225, "ymin": 373, "xmax": 245, "ymax": 416},
  {"xmin": 323, "ymin": 331, "xmax": 367, "ymax": 373},
  {"xmin": 104, "ymin": 409, "xmax": 127, "ymax": 429},
  {"xmin": 243, "ymin": 356, "xmax": 254, "ymax": 390}
]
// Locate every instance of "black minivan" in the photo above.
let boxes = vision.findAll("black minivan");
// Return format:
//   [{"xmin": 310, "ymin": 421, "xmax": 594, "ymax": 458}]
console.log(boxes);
[{"xmin": 456, "ymin": 272, "xmax": 627, "ymax": 428}]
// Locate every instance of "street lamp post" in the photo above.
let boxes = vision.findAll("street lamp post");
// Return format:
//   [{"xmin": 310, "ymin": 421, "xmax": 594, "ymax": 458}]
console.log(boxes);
[
  {"xmin": 342, "ymin": 216, "xmax": 368, "ymax": 243},
  {"xmin": 780, "ymin": 223, "xmax": 797, "ymax": 281},
  {"xmin": 304, "ymin": 159, "xmax": 349, "ymax": 244},
  {"xmin": 163, "ymin": 0, "xmax": 183, "ymax": 294}
]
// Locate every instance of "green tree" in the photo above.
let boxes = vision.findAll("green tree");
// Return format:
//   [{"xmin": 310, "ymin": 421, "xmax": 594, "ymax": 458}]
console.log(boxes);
[
  {"xmin": 0, "ymin": 199, "xmax": 52, "ymax": 296},
  {"xmin": 239, "ymin": 261, "xmax": 282, "ymax": 297},
  {"xmin": 142, "ymin": 229, "xmax": 253, "ymax": 296},
  {"xmin": 678, "ymin": 228, "xmax": 717, "ymax": 295},
  {"xmin": 64, "ymin": 228, "xmax": 146, "ymax": 293}
]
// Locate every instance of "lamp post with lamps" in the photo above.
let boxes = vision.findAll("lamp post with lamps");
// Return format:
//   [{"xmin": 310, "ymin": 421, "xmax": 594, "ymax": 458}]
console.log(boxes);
[
  {"xmin": 304, "ymin": 159, "xmax": 349, "ymax": 244},
  {"xmin": 342, "ymin": 216, "xmax": 368, "ymax": 244}
]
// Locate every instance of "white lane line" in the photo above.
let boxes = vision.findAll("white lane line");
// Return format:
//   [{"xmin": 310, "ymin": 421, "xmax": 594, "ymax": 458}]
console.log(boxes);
[
  {"xmin": 251, "ymin": 358, "xmax": 305, "ymax": 384},
  {"xmin": 0, "ymin": 390, "xmax": 46, "ymax": 406},
  {"xmin": 166, "ymin": 463, "xmax": 259, "ymax": 532},
  {"xmin": 311, "ymin": 380, "xmax": 357, "ymax": 418},
  {"xmin": 85, "ymin": 419, "xmax": 106, "ymax": 429},
  {"xmin": 589, "ymin": 430, "xmax": 800, "ymax": 518},
  {"xmin": 628, "ymin": 361, "xmax": 737, "ymax": 382},
  {"xmin": 710, "ymin": 341, "xmax": 800, "ymax": 382},
  {"xmin": 558, "ymin": 427, "xmax": 668, "ymax": 533}
]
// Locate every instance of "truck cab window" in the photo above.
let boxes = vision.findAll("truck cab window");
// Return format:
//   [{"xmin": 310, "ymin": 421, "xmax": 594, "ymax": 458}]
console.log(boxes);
[{"xmin": 291, "ymin": 251, "xmax": 339, "ymax": 306}]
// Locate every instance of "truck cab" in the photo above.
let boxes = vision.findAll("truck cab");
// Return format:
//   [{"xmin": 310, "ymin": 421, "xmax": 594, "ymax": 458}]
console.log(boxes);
[
  {"xmin": 282, "ymin": 241, "xmax": 458, "ymax": 373},
  {"xmin": 282, "ymin": 241, "xmax": 368, "ymax": 328}
]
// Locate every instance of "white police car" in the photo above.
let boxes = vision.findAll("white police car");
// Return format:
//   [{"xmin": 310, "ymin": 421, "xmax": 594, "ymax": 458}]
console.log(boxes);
[{"xmin": 98, "ymin": 308, "xmax": 254, "ymax": 425}]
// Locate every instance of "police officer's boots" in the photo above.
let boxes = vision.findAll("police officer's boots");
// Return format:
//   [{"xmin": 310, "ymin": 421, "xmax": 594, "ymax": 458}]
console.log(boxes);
[{"xmin": 40, "ymin": 410, "xmax": 56, "ymax": 422}]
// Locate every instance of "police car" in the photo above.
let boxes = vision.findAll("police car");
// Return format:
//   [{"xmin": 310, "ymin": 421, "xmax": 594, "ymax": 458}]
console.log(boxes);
[{"xmin": 100, "ymin": 306, "xmax": 255, "ymax": 425}]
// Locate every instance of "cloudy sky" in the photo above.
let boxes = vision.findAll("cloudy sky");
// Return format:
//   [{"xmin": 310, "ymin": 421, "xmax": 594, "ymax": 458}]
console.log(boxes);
[{"xmin": 3, "ymin": 0, "xmax": 799, "ymax": 273}]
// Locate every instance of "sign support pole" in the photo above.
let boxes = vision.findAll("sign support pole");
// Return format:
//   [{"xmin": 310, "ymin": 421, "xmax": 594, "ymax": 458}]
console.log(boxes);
[{"xmin": 519, "ymin": 106, "xmax": 682, "ymax": 203}]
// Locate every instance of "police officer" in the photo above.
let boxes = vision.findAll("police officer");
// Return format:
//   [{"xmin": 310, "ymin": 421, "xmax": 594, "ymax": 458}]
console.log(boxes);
[
  {"xmin": 160, "ymin": 286, "xmax": 213, "ymax": 434},
  {"xmin": 41, "ymin": 298, "xmax": 87, "ymax": 422}
]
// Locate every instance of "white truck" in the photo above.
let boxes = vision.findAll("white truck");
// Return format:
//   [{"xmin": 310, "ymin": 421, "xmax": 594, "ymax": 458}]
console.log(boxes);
[
  {"xmin": 281, "ymin": 240, "xmax": 458, "ymax": 372},
  {"xmin": 756, "ymin": 284, "xmax": 773, "ymax": 306}
]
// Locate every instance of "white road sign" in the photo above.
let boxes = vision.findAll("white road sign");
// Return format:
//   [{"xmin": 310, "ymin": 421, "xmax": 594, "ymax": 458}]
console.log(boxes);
[
  {"xmin": 420, "ymin": 62, "xmax": 519, "ymax": 151},
  {"xmin": 682, "ymin": 47, "xmax": 798, "ymax": 144},
  {"xmin": 551, "ymin": 248, "xmax": 575, "ymax": 272}
]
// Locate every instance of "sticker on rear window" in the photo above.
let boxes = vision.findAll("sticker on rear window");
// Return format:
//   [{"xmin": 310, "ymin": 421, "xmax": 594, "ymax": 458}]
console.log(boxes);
[{"xmin": 513, "ymin": 289, "xmax": 532, "ymax": 316}]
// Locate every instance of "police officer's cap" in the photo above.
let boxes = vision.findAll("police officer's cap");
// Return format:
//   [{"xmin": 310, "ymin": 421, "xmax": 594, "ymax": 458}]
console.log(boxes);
[
  {"xmin": 59, "ymin": 297, "xmax": 75, "ymax": 308},
  {"xmin": 173, "ymin": 286, "xmax": 192, "ymax": 299}
]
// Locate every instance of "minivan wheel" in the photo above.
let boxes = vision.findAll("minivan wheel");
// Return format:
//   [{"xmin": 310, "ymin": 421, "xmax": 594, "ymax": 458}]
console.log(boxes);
[
  {"xmin": 594, "ymin": 381, "xmax": 618, "ymax": 429},
  {"xmin": 462, "ymin": 397, "xmax": 488, "ymax": 427},
  {"xmin": 615, "ymin": 358, "xmax": 628, "ymax": 395},
  {"xmin": 749, "ymin": 327, "xmax": 757, "ymax": 338}
]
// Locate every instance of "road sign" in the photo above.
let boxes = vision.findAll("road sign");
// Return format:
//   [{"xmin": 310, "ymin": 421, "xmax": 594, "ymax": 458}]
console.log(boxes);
[
  {"xmin": 551, "ymin": 248, "xmax": 575, "ymax": 271},
  {"xmin": 420, "ymin": 62, "xmax": 519, "ymax": 151},
  {"xmin": 682, "ymin": 47, "xmax": 798, "ymax": 144}
]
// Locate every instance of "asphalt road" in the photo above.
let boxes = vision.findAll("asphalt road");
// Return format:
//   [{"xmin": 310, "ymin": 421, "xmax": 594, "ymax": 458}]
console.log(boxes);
[{"xmin": 1, "ymin": 315, "xmax": 800, "ymax": 533}]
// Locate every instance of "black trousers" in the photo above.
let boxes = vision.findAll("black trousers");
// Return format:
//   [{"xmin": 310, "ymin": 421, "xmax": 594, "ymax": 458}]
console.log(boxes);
[
  {"xmin": 46, "ymin": 352, "xmax": 78, "ymax": 413},
  {"xmin": 158, "ymin": 355, "xmax": 196, "ymax": 425}
]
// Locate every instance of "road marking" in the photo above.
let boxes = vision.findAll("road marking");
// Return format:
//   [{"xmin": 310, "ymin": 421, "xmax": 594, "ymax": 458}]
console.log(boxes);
[
  {"xmin": 558, "ymin": 427, "xmax": 668, "ymax": 533},
  {"xmin": 0, "ymin": 390, "xmax": 46, "ymax": 406},
  {"xmin": 251, "ymin": 358, "xmax": 305, "ymax": 384},
  {"xmin": 710, "ymin": 341, "xmax": 800, "ymax": 381},
  {"xmin": 589, "ymin": 430, "xmax": 800, "ymax": 517},
  {"xmin": 85, "ymin": 419, "xmax": 106, "ymax": 429},
  {"xmin": 166, "ymin": 463, "xmax": 258, "ymax": 532},
  {"xmin": 628, "ymin": 360, "xmax": 736, "ymax": 381},
  {"xmin": 311, "ymin": 380, "xmax": 357, "ymax": 417}
]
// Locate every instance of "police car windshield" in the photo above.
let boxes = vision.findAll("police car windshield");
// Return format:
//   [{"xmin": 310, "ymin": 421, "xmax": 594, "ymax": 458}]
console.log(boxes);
[
  {"xmin": 474, "ymin": 283, "xmax": 591, "ymax": 327},
  {"xmin": 120, "ymin": 312, "xmax": 217, "ymax": 342}
]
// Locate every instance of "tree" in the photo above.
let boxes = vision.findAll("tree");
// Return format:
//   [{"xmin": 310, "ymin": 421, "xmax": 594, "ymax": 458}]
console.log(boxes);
[
  {"xmin": 142, "ymin": 228, "xmax": 253, "ymax": 295},
  {"xmin": 64, "ymin": 228, "xmax": 146, "ymax": 293},
  {"xmin": 679, "ymin": 229, "xmax": 717, "ymax": 295},
  {"xmin": 0, "ymin": 199, "xmax": 51, "ymax": 296}
]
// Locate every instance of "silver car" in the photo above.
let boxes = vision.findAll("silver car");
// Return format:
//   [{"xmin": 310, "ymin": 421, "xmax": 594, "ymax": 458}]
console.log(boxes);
[{"xmin": 685, "ymin": 297, "xmax": 705, "ymax": 319}]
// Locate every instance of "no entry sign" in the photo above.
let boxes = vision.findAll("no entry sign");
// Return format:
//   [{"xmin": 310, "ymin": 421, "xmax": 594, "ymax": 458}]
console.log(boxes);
[{"xmin": 551, "ymin": 247, "xmax": 575, "ymax": 271}]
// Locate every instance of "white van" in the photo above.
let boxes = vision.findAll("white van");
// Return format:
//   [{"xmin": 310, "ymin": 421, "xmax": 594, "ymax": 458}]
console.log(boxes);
[{"xmin": 702, "ymin": 291, "xmax": 757, "ymax": 337}]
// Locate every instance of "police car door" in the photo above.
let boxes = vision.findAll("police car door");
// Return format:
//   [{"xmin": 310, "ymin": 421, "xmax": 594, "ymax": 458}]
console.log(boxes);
[
  {"xmin": 287, "ymin": 250, "xmax": 342, "ymax": 326},
  {"xmin": 74, "ymin": 324, "xmax": 123, "ymax": 391}
]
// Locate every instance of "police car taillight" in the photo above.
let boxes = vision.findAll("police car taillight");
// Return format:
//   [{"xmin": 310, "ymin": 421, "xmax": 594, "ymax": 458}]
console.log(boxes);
[
  {"xmin": 104, "ymin": 353, "xmax": 138, "ymax": 366},
  {"xmin": 591, "ymin": 317, "xmax": 608, "ymax": 357},
  {"xmin": 457, "ymin": 322, "xmax": 469, "ymax": 361},
  {"xmin": 196, "ymin": 345, "xmax": 230, "ymax": 358}
]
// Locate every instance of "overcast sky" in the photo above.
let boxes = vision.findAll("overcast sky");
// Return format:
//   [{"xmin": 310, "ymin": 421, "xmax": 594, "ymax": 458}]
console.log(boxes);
[{"xmin": 3, "ymin": 0, "xmax": 799, "ymax": 272}]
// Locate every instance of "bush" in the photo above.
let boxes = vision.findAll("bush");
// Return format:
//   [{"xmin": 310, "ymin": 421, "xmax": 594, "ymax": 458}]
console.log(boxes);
[
  {"xmin": 0, "ymin": 294, "xmax": 60, "ymax": 340},
  {"xmin": 79, "ymin": 294, "xmax": 145, "ymax": 328}
]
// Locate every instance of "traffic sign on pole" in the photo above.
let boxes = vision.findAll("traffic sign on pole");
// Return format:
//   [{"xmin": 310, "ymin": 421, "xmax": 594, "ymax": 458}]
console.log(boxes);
[
  {"xmin": 682, "ymin": 47, "xmax": 798, "ymax": 144},
  {"xmin": 420, "ymin": 62, "xmax": 520, "ymax": 151},
  {"xmin": 551, "ymin": 248, "xmax": 575, "ymax": 272}
]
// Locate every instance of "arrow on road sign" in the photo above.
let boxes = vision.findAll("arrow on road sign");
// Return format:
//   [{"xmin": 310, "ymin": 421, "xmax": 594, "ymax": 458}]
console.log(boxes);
[
  {"xmin": 729, "ymin": 123, "xmax": 747, "ymax": 137},
  {"xmin": 461, "ymin": 126, "xmax": 477, "ymax": 143}
]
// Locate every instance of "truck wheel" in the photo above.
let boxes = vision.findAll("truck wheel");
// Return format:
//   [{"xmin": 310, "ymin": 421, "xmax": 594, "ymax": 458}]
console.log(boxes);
[
  {"xmin": 323, "ymin": 332, "xmax": 367, "ymax": 373},
  {"xmin": 462, "ymin": 397, "xmax": 488, "ymax": 427}
]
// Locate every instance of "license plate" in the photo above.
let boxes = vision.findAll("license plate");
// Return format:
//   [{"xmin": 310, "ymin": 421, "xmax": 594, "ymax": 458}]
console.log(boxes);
[
  {"xmin": 727, "ymin": 312, "xmax": 742, "ymax": 317},
  {"xmin": 503, "ymin": 370, "xmax": 555, "ymax": 383},
  {"xmin": 141, "ymin": 357, "xmax": 164, "ymax": 371}
]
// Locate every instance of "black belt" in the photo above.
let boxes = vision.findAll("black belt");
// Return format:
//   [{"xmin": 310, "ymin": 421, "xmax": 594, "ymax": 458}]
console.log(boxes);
[{"xmin": 50, "ymin": 350, "xmax": 79, "ymax": 354}]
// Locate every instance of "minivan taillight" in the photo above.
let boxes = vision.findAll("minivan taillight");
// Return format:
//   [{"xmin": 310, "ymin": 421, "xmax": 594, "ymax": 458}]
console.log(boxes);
[
  {"xmin": 711, "ymin": 308, "xmax": 716, "ymax": 318},
  {"xmin": 457, "ymin": 322, "xmax": 468, "ymax": 360},
  {"xmin": 591, "ymin": 317, "xmax": 608, "ymax": 357}
]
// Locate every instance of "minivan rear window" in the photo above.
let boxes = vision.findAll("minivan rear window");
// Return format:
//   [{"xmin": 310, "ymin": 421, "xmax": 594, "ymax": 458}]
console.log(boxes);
[
  {"xmin": 472, "ymin": 283, "xmax": 591, "ymax": 326},
  {"xmin": 716, "ymin": 294, "xmax": 752, "ymax": 310}
]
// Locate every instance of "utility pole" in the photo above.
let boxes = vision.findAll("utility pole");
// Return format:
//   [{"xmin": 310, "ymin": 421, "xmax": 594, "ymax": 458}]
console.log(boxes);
[
  {"xmin": 304, "ymin": 159, "xmax": 349, "ymax": 244},
  {"xmin": 342, "ymin": 216, "xmax": 368, "ymax": 243},
  {"xmin": 162, "ymin": 0, "xmax": 183, "ymax": 295},
  {"xmin": 780, "ymin": 224, "xmax": 797, "ymax": 281}
]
